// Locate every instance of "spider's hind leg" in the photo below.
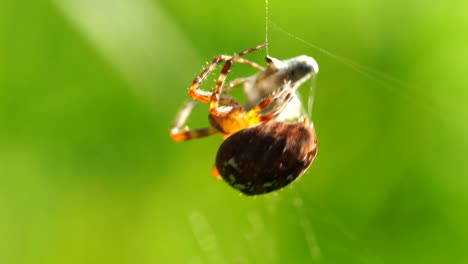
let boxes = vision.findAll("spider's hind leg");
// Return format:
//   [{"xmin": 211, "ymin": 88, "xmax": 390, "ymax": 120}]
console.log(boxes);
[
  {"xmin": 170, "ymin": 100, "xmax": 219, "ymax": 142},
  {"xmin": 171, "ymin": 127, "xmax": 219, "ymax": 142}
]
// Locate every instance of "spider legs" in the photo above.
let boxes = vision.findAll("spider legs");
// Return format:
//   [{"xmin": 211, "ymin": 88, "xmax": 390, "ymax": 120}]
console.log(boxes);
[
  {"xmin": 234, "ymin": 58, "xmax": 264, "ymax": 71},
  {"xmin": 170, "ymin": 100, "xmax": 219, "ymax": 142},
  {"xmin": 189, "ymin": 44, "xmax": 267, "ymax": 104},
  {"xmin": 189, "ymin": 55, "xmax": 232, "ymax": 104},
  {"xmin": 183, "ymin": 43, "xmax": 266, "ymax": 106},
  {"xmin": 209, "ymin": 43, "xmax": 268, "ymax": 115},
  {"xmin": 247, "ymin": 81, "xmax": 296, "ymax": 124}
]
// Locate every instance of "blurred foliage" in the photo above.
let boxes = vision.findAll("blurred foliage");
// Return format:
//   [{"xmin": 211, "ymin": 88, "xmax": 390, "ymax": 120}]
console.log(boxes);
[{"xmin": 1, "ymin": 0, "xmax": 468, "ymax": 263}]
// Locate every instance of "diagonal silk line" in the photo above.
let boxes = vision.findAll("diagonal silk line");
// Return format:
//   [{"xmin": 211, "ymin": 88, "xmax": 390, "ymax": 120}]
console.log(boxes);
[{"xmin": 52, "ymin": 0, "xmax": 199, "ymax": 99}]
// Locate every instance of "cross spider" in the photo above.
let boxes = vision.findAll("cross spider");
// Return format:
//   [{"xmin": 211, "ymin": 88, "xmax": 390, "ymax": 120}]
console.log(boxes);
[{"xmin": 170, "ymin": 44, "xmax": 319, "ymax": 195}]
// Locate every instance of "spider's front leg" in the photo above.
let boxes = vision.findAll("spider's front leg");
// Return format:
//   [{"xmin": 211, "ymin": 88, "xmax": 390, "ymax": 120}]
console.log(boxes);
[
  {"xmin": 190, "ymin": 43, "xmax": 267, "ymax": 104},
  {"xmin": 189, "ymin": 54, "xmax": 233, "ymax": 104},
  {"xmin": 209, "ymin": 58, "xmax": 235, "ymax": 115}
]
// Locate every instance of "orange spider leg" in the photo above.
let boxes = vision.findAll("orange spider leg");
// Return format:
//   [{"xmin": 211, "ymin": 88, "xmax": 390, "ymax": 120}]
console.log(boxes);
[
  {"xmin": 209, "ymin": 60, "xmax": 234, "ymax": 115},
  {"xmin": 232, "ymin": 57, "xmax": 264, "ymax": 71},
  {"xmin": 246, "ymin": 81, "xmax": 295, "ymax": 124},
  {"xmin": 212, "ymin": 166, "xmax": 221, "ymax": 179},
  {"xmin": 170, "ymin": 100, "xmax": 219, "ymax": 142},
  {"xmin": 189, "ymin": 55, "xmax": 232, "ymax": 104},
  {"xmin": 190, "ymin": 44, "xmax": 267, "ymax": 104}
]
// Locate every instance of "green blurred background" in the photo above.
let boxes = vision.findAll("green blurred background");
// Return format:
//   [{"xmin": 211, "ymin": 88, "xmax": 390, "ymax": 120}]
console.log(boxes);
[{"xmin": 1, "ymin": 0, "xmax": 468, "ymax": 263}]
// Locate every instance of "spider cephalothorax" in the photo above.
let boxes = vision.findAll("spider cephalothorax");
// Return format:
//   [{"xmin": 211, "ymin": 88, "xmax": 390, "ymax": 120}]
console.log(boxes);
[{"xmin": 170, "ymin": 44, "xmax": 319, "ymax": 195}]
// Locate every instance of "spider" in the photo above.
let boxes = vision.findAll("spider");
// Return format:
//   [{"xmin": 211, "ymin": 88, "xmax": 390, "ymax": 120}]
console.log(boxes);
[{"xmin": 170, "ymin": 43, "xmax": 319, "ymax": 195}]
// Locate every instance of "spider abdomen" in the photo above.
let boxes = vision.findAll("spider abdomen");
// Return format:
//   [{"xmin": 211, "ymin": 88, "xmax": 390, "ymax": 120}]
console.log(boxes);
[{"xmin": 215, "ymin": 121, "xmax": 318, "ymax": 195}]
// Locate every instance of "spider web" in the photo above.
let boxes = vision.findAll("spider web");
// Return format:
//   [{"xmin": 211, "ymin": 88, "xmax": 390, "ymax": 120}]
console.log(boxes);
[
  {"xmin": 264, "ymin": 15, "xmax": 461, "ymax": 134},
  {"xmin": 186, "ymin": 190, "xmax": 385, "ymax": 264}
]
